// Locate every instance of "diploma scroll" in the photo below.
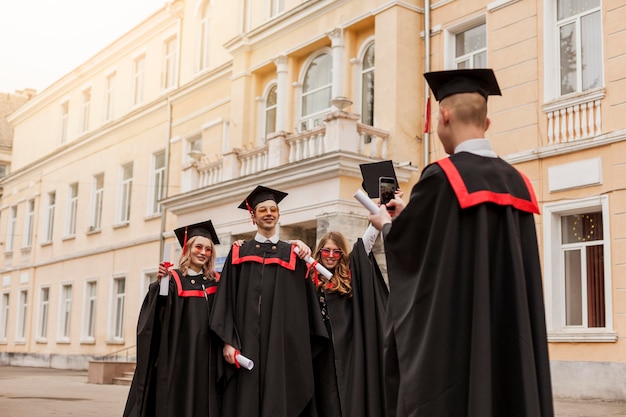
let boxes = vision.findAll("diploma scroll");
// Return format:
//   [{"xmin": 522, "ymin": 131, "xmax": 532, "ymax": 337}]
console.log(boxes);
[
  {"xmin": 293, "ymin": 247, "xmax": 333, "ymax": 279},
  {"xmin": 159, "ymin": 244, "xmax": 173, "ymax": 296},
  {"xmin": 236, "ymin": 353, "xmax": 254, "ymax": 371},
  {"xmin": 353, "ymin": 189, "xmax": 380, "ymax": 215}
]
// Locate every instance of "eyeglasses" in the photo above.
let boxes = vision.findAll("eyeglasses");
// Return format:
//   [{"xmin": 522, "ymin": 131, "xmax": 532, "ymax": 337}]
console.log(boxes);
[
  {"xmin": 255, "ymin": 206, "xmax": 279, "ymax": 214},
  {"xmin": 320, "ymin": 248, "xmax": 343, "ymax": 259}
]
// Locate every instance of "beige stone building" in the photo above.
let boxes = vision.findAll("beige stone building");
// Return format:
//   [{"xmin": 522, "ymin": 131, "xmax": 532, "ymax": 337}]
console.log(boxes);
[{"xmin": 0, "ymin": 0, "xmax": 624, "ymax": 400}]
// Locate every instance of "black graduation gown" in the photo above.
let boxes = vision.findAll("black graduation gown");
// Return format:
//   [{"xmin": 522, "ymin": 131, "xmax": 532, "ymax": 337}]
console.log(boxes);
[
  {"xmin": 315, "ymin": 239, "xmax": 388, "ymax": 417},
  {"xmin": 383, "ymin": 152, "xmax": 554, "ymax": 417},
  {"xmin": 209, "ymin": 240, "xmax": 329, "ymax": 417},
  {"xmin": 123, "ymin": 269, "xmax": 222, "ymax": 417}
]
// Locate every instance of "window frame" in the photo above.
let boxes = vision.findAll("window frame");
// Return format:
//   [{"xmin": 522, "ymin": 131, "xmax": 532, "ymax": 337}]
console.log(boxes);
[
  {"xmin": 298, "ymin": 49, "xmax": 333, "ymax": 131},
  {"xmin": 81, "ymin": 88, "xmax": 91, "ymax": 133},
  {"xmin": 162, "ymin": 36, "xmax": 178, "ymax": 90},
  {"xmin": 109, "ymin": 275, "xmax": 126, "ymax": 342},
  {"xmin": 22, "ymin": 199, "xmax": 35, "ymax": 249},
  {"xmin": 0, "ymin": 292, "xmax": 9, "ymax": 342},
  {"xmin": 16, "ymin": 289, "xmax": 28, "ymax": 342},
  {"xmin": 444, "ymin": 16, "xmax": 487, "ymax": 70},
  {"xmin": 104, "ymin": 72, "xmax": 116, "ymax": 122},
  {"xmin": 43, "ymin": 191, "xmax": 56, "ymax": 243},
  {"xmin": 148, "ymin": 151, "xmax": 167, "ymax": 215},
  {"xmin": 542, "ymin": 195, "xmax": 616, "ymax": 342},
  {"xmin": 6, "ymin": 205, "xmax": 17, "ymax": 252},
  {"xmin": 81, "ymin": 279, "xmax": 98, "ymax": 343},
  {"xmin": 89, "ymin": 173, "xmax": 104, "ymax": 232},
  {"xmin": 65, "ymin": 183, "xmax": 79, "ymax": 238},
  {"xmin": 116, "ymin": 163, "xmax": 133, "ymax": 225},
  {"xmin": 57, "ymin": 283, "xmax": 73, "ymax": 342},
  {"xmin": 132, "ymin": 55, "xmax": 146, "ymax": 106},
  {"xmin": 36, "ymin": 286, "xmax": 50, "ymax": 342},
  {"xmin": 59, "ymin": 100, "xmax": 69, "ymax": 144}
]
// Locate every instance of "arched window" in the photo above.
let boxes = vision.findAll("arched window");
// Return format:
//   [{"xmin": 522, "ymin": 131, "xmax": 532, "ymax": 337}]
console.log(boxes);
[
  {"xmin": 301, "ymin": 52, "xmax": 332, "ymax": 130},
  {"xmin": 265, "ymin": 84, "xmax": 277, "ymax": 139},
  {"xmin": 360, "ymin": 42, "xmax": 375, "ymax": 128}
]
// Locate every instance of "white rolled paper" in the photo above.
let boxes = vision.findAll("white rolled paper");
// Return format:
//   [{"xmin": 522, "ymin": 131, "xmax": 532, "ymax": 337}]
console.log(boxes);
[
  {"xmin": 353, "ymin": 189, "xmax": 380, "ymax": 215},
  {"xmin": 159, "ymin": 276, "xmax": 169, "ymax": 296},
  {"xmin": 236, "ymin": 353, "xmax": 254, "ymax": 370},
  {"xmin": 293, "ymin": 247, "xmax": 333, "ymax": 279}
]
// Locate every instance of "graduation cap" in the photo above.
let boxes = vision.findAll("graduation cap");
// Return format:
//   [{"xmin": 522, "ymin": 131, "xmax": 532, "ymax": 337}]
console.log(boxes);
[
  {"xmin": 237, "ymin": 185, "xmax": 288, "ymax": 211},
  {"xmin": 174, "ymin": 219, "xmax": 220, "ymax": 254},
  {"xmin": 424, "ymin": 68, "xmax": 502, "ymax": 102},
  {"xmin": 359, "ymin": 160, "xmax": 398, "ymax": 198}
]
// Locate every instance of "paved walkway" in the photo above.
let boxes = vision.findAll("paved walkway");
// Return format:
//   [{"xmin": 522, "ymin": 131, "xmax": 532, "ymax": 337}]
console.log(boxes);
[{"xmin": 1, "ymin": 365, "xmax": 626, "ymax": 416}]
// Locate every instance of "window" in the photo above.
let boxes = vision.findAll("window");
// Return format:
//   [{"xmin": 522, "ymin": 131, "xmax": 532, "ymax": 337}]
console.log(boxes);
[
  {"xmin": 117, "ymin": 163, "xmax": 133, "ymax": 224},
  {"xmin": 300, "ymin": 52, "xmax": 332, "ymax": 130},
  {"xmin": 90, "ymin": 174, "xmax": 104, "ymax": 231},
  {"xmin": 82, "ymin": 281, "xmax": 97, "ymax": 340},
  {"xmin": 0, "ymin": 163, "xmax": 7, "ymax": 178},
  {"xmin": 198, "ymin": 5, "xmax": 210, "ymax": 71},
  {"xmin": 44, "ymin": 192, "xmax": 56, "ymax": 242},
  {"xmin": 1, "ymin": 293, "xmax": 9, "ymax": 341},
  {"xmin": 104, "ymin": 72, "xmax": 116, "ymax": 122},
  {"xmin": 360, "ymin": 42, "xmax": 375, "ymax": 143},
  {"xmin": 268, "ymin": 0, "xmax": 285, "ymax": 18},
  {"xmin": 143, "ymin": 272, "xmax": 158, "ymax": 299},
  {"xmin": 264, "ymin": 84, "xmax": 277, "ymax": 140},
  {"xmin": 163, "ymin": 37, "xmax": 178, "ymax": 90},
  {"xmin": 58, "ymin": 284, "xmax": 72, "ymax": 340},
  {"xmin": 59, "ymin": 101, "xmax": 69, "ymax": 143},
  {"xmin": 23, "ymin": 199, "xmax": 35, "ymax": 248},
  {"xmin": 149, "ymin": 151, "xmax": 167, "ymax": 215},
  {"xmin": 65, "ymin": 183, "xmax": 78, "ymax": 237},
  {"xmin": 37, "ymin": 287, "xmax": 50, "ymax": 340},
  {"xmin": 455, "ymin": 23, "xmax": 487, "ymax": 69},
  {"xmin": 132, "ymin": 55, "xmax": 145, "ymax": 106},
  {"xmin": 81, "ymin": 88, "xmax": 91, "ymax": 133},
  {"xmin": 16, "ymin": 289, "xmax": 27, "ymax": 341},
  {"xmin": 111, "ymin": 277, "xmax": 126, "ymax": 340},
  {"xmin": 557, "ymin": 0, "xmax": 602, "ymax": 95},
  {"xmin": 6, "ymin": 206, "xmax": 17, "ymax": 252},
  {"xmin": 543, "ymin": 196, "xmax": 614, "ymax": 341}
]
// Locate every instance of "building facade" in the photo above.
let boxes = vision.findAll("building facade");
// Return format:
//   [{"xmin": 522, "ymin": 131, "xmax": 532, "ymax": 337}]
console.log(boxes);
[{"xmin": 1, "ymin": 0, "xmax": 625, "ymax": 400}]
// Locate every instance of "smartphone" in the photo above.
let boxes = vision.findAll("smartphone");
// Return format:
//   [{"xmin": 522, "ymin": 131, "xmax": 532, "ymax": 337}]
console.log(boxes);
[{"xmin": 379, "ymin": 176, "xmax": 397, "ymax": 206}]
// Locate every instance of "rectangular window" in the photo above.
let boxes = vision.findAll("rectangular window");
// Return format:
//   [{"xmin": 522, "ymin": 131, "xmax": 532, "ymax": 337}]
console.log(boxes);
[
  {"xmin": 38, "ymin": 287, "xmax": 49, "ymax": 340},
  {"xmin": 543, "ymin": 196, "xmax": 614, "ymax": 342},
  {"xmin": 6, "ymin": 206, "xmax": 17, "ymax": 252},
  {"xmin": 23, "ymin": 199, "xmax": 35, "ymax": 248},
  {"xmin": 81, "ymin": 88, "xmax": 91, "ymax": 133},
  {"xmin": 455, "ymin": 23, "xmax": 487, "ymax": 69},
  {"xmin": 132, "ymin": 55, "xmax": 145, "ymax": 106},
  {"xmin": 104, "ymin": 72, "xmax": 116, "ymax": 122},
  {"xmin": 90, "ymin": 173, "xmax": 104, "ymax": 231},
  {"xmin": 149, "ymin": 151, "xmax": 167, "ymax": 214},
  {"xmin": 83, "ymin": 281, "xmax": 97, "ymax": 340},
  {"xmin": 65, "ymin": 183, "xmax": 79, "ymax": 237},
  {"xmin": 59, "ymin": 284, "xmax": 72, "ymax": 340},
  {"xmin": 112, "ymin": 277, "xmax": 126, "ymax": 339},
  {"xmin": 117, "ymin": 163, "xmax": 133, "ymax": 223},
  {"xmin": 269, "ymin": 0, "xmax": 285, "ymax": 18},
  {"xmin": 59, "ymin": 101, "xmax": 69, "ymax": 143},
  {"xmin": 45, "ymin": 192, "xmax": 56, "ymax": 242},
  {"xmin": 1, "ymin": 293, "xmax": 9, "ymax": 341},
  {"xmin": 198, "ymin": 11, "xmax": 210, "ymax": 70},
  {"xmin": 16, "ymin": 289, "xmax": 28, "ymax": 340},
  {"xmin": 0, "ymin": 163, "xmax": 7, "ymax": 178},
  {"xmin": 557, "ymin": 0, "xmax": 602, "ymax": 95},
  {"xmin": 162, "ymin": 37, "xmax": 178, "ymax": 90}
]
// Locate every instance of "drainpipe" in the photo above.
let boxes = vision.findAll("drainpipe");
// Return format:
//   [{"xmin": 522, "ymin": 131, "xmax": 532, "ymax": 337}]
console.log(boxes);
[
  {"xmin": 423, "ymin": 0, "xmax": 431, "ymax": 169},
  {"xmin": 159, "ymin": 96, "xmax": 173, "ymax": 263}
]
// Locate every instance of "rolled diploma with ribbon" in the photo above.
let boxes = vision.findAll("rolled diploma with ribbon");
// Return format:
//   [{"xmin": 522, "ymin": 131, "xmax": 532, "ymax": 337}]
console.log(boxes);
[
  {"xmin": 235, "ymin": 352, "xmax": 255, "ymax": 370},
  {"xmin": 353, "ymin": 189, "xmax": 380, "ymax": 215},
  {"xmin": 293, "ymin": 247, "xmax": 333, "ymax": 280}
]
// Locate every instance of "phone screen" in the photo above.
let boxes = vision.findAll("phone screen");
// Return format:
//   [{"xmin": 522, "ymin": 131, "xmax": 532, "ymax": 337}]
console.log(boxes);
[{"xmin": 379, "ymin": 177, "xmax": 396, "ymax": 205}]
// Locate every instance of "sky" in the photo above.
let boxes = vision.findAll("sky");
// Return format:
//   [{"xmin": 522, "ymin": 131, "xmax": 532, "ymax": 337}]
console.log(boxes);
[{"xmin": 0, "ymin": 0, "xmax": 166, "ymax": 94}]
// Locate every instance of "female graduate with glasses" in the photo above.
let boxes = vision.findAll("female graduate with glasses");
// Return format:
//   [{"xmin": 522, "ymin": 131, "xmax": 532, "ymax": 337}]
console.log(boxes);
[{"xmin": 123, "ymin": 220, "xmax": 223, "ymax": 417}]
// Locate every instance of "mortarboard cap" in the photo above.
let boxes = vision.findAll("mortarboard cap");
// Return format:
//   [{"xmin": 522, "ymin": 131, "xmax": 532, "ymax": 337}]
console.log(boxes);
[
  {"xmin": 237, "ymin": 185, "xmax": 288, "ymax": 211},
  {"xmin": 424, "ymin": 68, "xmax": 502, "ymax": 101},
  {"xmin": 359, "ymin": 160, "xmax": 398, "ymax": 198},
  {"xmin": 174, "ymin": 219, "xmax": 220, "ymax": 254}
]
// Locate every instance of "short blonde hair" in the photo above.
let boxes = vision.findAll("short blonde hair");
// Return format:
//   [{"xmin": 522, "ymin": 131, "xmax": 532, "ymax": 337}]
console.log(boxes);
[{"xmin": 441, "ymin": 92, "xmax": 487, "ymax": 127}]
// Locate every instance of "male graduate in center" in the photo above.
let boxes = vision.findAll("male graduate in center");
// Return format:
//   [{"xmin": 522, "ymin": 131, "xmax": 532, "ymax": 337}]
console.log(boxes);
[
  {"xmin": 209, "ymin": 185, "xmax": 330, "ymax": 417},
  {"xmin": 369, "ymin": 69, "xmax": 554, "ymax": 417}
]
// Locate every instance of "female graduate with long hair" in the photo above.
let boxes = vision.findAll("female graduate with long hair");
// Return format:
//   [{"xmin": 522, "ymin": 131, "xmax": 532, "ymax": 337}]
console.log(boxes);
[
  {"xmin": 123, "ymin": 220, "xmax": 222, "ymax": 417},
  {"xmin": 309, "ymin": 226, "xmax": 389, "ymax": 417}
]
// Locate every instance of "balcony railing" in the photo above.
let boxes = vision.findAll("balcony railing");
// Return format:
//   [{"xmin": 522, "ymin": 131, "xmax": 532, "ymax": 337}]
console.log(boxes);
[
  {"xmin": 237, "ymin": 145, "xmax": 269, "ymax": 176},
  {"xmin": 196, "ymin": 158, "xmax": 223, "ymax": 187},
  {"xmin": 285, "ymin": 126, "xmax": 326, "ymax": 163},
  {"xmin": 543, "ymin": 89, "xmax": 605, "ymax": 145}
]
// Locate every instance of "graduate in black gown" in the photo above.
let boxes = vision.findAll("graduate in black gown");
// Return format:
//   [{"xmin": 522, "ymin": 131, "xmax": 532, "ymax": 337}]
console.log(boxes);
[
  {"xmin": 123, "ymin": 220, "xmax": 223, "ymax": 417},
  {"xmin": 308, "ymin": 227, "xmax": 388, "ymax": 417},
  {"xmin": 209, "ymin": 185, "xmax": 329, "ymax": 417},
  {"xmin": 369, "ymin": 69, "xmax": 554, "ymax": 417}
]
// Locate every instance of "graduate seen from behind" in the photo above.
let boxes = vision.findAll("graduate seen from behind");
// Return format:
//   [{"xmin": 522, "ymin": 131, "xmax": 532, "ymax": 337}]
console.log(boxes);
[
  {"xmin": 368, "ymin": 69, "xmax": 554, "ymax": 417},
  {"xmin": 123, "ymin": 220, "xmax": 223, "ymax": 417},
  {"xmin": 209, "ymin": 185, "xmax": 329, "ymax": 417}
]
